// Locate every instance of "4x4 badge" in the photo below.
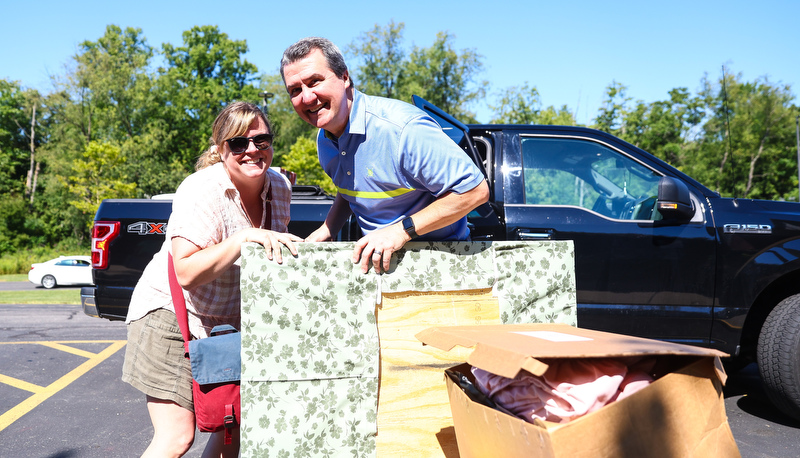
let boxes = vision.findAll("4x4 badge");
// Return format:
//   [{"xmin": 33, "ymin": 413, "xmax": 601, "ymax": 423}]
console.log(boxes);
[{"xmin": 127, "ymin": 221, "xmax": 167, "ymax": 235}]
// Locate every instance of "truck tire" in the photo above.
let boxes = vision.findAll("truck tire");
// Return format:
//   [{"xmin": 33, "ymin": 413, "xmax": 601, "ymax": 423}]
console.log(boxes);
[
  {"xmin": 42, "ymin": 274, "xmax": 57, "ymax": 289},
  {"xmin": 757, "ymin": 293, "xmax": 800, "ymax": 420}
]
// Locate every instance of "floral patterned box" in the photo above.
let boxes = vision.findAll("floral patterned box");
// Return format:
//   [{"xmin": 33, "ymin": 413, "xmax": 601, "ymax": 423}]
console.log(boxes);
[{"xmin": 239, "ymin": 241, "xmax": 576, "ymax": 457}]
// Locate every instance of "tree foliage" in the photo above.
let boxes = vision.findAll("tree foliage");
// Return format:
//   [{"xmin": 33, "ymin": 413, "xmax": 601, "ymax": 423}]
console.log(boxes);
[
  {"xmin": 64, "ymin": 141, "xmax": 137, "ymax": 222},
  {"xmin": 347, "ymin": 23, "xmax": 488, "ymax": 122},
  {"xmin": 491, "ymin": 82, "xmax": 577, "ymax": 125},
  {"xmin": 403, "ymin": 32, "xmax": 488, "ymax": 122},
  {"xmin": 160, "ymin": 25, "xmax": 261, "ymax": 166},
  {"xmin": 691, "ymin": 71, "xmax": 798, "ymax": 199},
  {"xmin": 281, "ymin": 136, "xmax": 336, "ymax": 195},
  {"xmin": 0, "ymin": 79, "xmax": 30, "ymax": 195},
  {"xmin": 346, "ymin": 20, "xmax": 407, "ymax": 100}
]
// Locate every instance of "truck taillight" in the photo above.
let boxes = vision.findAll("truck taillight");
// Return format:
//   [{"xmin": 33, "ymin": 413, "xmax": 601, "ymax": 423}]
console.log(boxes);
[{"xmin": 91, "ymin": 221, "xmax": 120, "ymax": 269}]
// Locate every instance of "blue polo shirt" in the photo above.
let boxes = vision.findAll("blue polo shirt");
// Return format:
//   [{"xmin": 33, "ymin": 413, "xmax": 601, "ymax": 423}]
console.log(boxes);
[{"xmin": 316, "ymin": 89, "xmax": 484, "ymax": 240}]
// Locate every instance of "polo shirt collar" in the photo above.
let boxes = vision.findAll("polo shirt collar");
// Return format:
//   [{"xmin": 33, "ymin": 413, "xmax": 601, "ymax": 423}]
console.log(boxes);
[{"xmin": 348, "ymin": 89, "xmax": 366, "ymax": 136}]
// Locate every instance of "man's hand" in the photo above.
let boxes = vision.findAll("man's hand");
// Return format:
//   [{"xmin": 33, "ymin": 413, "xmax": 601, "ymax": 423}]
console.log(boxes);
[
  {"xmin": 305, "ymin": 224, "xmax": 334, "ymax": 242},
  {"xmin": 352, "ymin": 223, "xmax": 410, "ymax": 274},
  {"xmin": 351, "ymin": 180, "xmax": 489, "ymax": 274},
  {"xmin": 305, "ymin": 192, "xmax": 351, "ymax": 243}
]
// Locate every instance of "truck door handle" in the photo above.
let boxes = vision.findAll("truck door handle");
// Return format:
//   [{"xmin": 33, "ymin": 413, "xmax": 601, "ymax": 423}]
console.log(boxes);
[{"xmin": 518, "ymin": 231, "xmax": 553, "ymax": 240}]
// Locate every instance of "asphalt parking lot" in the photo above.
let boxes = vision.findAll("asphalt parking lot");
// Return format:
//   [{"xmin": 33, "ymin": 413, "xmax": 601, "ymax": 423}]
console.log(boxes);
[
  {"xmin": 0, "ymin": 300, "xmax": 210, "ymax": 457},
  {"xmin": 0, "ymin": 291, "xmax": 798, "ymax": 457}
]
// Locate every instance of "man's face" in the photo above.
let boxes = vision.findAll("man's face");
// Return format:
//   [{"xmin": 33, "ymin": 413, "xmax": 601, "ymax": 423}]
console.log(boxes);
[{"xmin": 283, "ymin": 49, "xmax": 351, "ymax": 137}]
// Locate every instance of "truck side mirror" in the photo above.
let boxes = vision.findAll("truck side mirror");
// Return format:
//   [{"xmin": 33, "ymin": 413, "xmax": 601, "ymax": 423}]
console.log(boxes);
[{"xmin": 656, "ymin": 176, "xmax": 694, "ymax": 220}]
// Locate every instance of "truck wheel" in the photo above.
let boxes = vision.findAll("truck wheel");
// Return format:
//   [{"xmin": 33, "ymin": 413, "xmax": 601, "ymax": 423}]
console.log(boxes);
[
  {"xmin": 757, "ymin": 293, "xmax": 800, "ymax": 420},
  {"xmin": 42, "ymin": 275, "xmax": 57, "ymax": 289}
]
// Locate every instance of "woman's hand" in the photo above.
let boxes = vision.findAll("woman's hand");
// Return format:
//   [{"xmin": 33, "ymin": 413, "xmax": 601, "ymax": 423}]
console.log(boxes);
[{"xmin": 241, "ymin": 228, "xmax": 302, "ymax": 264}]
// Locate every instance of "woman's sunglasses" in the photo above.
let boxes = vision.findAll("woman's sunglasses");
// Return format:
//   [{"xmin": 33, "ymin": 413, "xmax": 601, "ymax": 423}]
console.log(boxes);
[{"xmin": 226, "ymin": 134, "xmax": 273, "ymax": 154}]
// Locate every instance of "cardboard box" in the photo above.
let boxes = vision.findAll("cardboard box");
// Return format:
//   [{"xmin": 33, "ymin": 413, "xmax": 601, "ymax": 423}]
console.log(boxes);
[{"xmin": 416, "ymin": 323, "xmax": 741, "ymax": 458}]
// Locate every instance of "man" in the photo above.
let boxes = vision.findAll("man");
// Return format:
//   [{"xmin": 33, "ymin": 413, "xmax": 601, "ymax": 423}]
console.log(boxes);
[{"xmin": 281, "ymin": 37, "xmax": 489, "ymax": 273}]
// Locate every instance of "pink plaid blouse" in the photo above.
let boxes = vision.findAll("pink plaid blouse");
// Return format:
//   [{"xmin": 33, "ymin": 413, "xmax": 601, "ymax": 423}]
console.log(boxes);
[{"xmin": 126, "ymin": 163, "xmax": 292, "ymax": 338}]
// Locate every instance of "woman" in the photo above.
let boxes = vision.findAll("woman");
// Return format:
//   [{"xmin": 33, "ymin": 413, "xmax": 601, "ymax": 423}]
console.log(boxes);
[{"xmin": 122, "ymin": 102, "xmax": 301, "ymax": 457}]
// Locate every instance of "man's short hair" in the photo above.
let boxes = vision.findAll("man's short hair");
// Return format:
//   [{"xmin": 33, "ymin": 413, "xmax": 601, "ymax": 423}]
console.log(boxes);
[{"xmin": 280, "ymin": 37, "xmax": 353, "ymax": 86}]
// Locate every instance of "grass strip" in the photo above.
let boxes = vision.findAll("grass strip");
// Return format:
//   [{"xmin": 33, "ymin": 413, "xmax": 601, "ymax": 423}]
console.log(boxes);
[{"xmin": 0, "ymin": 289, "xmax": 81, "ymax": 305}]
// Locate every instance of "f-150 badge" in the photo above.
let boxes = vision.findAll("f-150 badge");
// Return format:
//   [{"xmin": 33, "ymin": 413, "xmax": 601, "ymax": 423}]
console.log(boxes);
[{"xmin": 723, "ymin": 224, "xmax": 772, "ymax": 234}]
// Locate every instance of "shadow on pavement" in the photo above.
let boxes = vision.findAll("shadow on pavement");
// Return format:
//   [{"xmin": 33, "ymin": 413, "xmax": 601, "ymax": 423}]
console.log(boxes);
[{"xmin": 723, "ymin": 362, "xmax": 800, "ymax": 428}]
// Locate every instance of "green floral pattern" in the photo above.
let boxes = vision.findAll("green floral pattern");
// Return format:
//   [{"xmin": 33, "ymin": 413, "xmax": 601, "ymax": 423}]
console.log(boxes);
[
  {"xmin": 240, "ymin": 241, "xmax": 576, "ymax": 457},
  {"xmin": 493, "ymin": 241, "xmax": 576, "ymax": 324}
]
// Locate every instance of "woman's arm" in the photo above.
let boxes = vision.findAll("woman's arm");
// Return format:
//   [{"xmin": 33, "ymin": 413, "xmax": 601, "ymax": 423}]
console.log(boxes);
[{"xmin": 171, "ymin": 229, "xmax": 301, "ymax": 290}]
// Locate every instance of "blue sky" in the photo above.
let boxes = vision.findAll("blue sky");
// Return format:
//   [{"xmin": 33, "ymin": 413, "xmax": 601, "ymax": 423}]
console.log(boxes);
[{"xmin": 2, "ymin": 0, "xmax": 798, "ymax": 125}]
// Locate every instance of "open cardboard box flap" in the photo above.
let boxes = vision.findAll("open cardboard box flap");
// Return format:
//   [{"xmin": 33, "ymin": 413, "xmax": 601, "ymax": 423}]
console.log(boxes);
[{"xmin": 415, "ymin": 323, "xmax": 729, "ymax": 383}]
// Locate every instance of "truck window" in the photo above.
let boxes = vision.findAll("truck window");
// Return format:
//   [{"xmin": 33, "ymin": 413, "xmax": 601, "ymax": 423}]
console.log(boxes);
[{"xmin": 521, "ymin": 137, "xmax": 662, "ymax": 220}]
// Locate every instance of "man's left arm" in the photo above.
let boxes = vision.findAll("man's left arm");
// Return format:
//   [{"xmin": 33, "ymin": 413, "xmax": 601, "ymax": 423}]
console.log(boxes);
[{"xmin": 353, "ymin": 179, "xmax": 489, "ymax": 273}]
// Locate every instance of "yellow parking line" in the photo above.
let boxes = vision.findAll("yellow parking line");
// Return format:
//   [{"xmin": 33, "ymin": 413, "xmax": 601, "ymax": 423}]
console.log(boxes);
[
  {"xmin": 0, "ymin": 374, "xmax": 43, "ymax": 393},
  {"xmin": 38, "ymin": 342, "xmax": 99, "ymax": 359},
  {"xmin": 0, "ymin": 340, "xmax": 123, "ymax": 345},
  {"xmin": 0, "ymin": 340, "xmax": 127, "ymax": 432}
]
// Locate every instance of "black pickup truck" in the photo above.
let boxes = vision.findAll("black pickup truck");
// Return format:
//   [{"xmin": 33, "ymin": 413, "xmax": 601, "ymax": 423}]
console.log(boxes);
[{"xmin": 82, "ymin": 97, "xmax": 800, "ymax": 420}]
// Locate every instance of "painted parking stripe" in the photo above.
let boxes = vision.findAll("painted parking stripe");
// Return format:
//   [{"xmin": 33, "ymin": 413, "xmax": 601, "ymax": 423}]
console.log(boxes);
[{"xmin": 0, "ymin": 340, "xmax": 126, "ymax": 432}]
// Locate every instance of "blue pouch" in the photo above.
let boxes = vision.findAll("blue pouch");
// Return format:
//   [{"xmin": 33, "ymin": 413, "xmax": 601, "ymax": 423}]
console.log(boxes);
[{"xmin": 188, "ymin": 324, "xmax": 241, "ymax": 385}]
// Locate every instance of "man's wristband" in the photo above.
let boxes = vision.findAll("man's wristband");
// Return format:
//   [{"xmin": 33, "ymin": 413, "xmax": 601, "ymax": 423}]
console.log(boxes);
[{"xmin": 401, "ymin": 216, "xmax": 418, "ymax": 239}]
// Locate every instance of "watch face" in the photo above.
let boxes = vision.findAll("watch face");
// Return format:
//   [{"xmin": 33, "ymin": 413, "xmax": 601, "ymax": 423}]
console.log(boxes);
[{"xmin": 403, "ymin": 217, "xmax": 417, "ymax": 238}]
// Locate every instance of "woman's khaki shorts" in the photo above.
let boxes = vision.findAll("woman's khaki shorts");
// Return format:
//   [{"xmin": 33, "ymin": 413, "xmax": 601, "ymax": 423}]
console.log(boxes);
[{"xmin": 122, "ymin": 308, "xmax": 193, "ymax": 411}]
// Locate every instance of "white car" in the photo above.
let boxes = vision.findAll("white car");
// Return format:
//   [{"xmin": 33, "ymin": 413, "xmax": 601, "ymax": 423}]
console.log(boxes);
[{"xmin": 28, "ymin": 255, "xmax": 93, "ymax": 289}]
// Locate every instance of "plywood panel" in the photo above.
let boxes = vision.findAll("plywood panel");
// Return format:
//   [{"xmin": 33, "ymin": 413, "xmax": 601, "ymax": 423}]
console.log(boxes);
[{"xmin": 376, "ymin": 289, "xmax": 500, "ymax": 457}]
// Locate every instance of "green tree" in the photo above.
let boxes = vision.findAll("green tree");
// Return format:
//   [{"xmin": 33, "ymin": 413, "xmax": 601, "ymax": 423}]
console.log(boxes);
[
  {"xmin": 692, "ymin": 71, "xmax": 798, "ymax": 199},
  {"xmin": 0, "ymin": 79, "xmax": 30, "ymax": 196},
  {"xmin": 160, "ymin": 25, "xmax": 261, "ymax": 167},
  {"xmin": 490, "ymin": 82, "xmax": 577, "ymax": 126},
  {"xmin": 402, "ymin": 32, "xmax": 488, "ymax": 122},
  {"xmin": 281, "ymin": 136, "xmax": 335, "ymax": 194},
  {"xmin": 0, "ymin": 196, "xmax": 39, "ymax": 253},
  {"xmin": 617, "ymin": 88, "xmax": 704, "ymax": 166},
  {"xmin": 70, "ymin": 25, "xmax": 189, "ymax": 196},
  {"xmin": 64, "ymin": 141, "xmax": 137, "ymax": 225},
  {"xmin": 18, "ymin": 89, "xmax": 46, "ymax": 203},
  {"xmin": 74, "ymin": 25, "xmax": 154, "ymax": 140},
  {"xmin": 593, "ymin": 81, "xmax": 632, "ymax": 135},
  {"xmin": 347, "ymin": 20, "xmax": 407, "ymax": 99},
  {"xmin": 491, "ymin": 83, "xmax": 541, "ymax": 124},
  {"xmin": 46, "ymin": 25, "xmax": 154, "ymax": 151},
  {"xmin": 538, "ymin": 105, "xmax": 578, "ymax": 126},
  {"xmin": 45, "ymin": 25, "xmax": 169, "ymax": 197}
]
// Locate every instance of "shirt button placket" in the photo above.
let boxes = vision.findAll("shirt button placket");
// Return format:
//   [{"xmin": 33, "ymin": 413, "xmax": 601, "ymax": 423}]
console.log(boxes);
[{"xmin": 342, "ymin": 150, "xmax": 351, "ymax": 176}]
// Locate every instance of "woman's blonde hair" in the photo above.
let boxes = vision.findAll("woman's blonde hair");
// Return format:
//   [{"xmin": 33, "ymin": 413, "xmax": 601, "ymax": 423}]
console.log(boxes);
[{"xmin": 195, "ymin": 101, "xmax": 272, "ymax": 170}]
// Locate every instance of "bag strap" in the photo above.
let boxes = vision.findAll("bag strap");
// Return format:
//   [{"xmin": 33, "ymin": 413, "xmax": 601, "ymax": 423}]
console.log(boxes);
[
  {"xmin": 263, "ymin": 183, "xmax": 273, "ymax": 230},
  {"xmin": 167, "ymin": 252, "xmax": 191, "ymax": 354}
]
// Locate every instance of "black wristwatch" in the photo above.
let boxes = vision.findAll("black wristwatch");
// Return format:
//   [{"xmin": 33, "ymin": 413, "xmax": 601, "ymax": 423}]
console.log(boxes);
[{"xmin": 401, "ymin": 216, "xmax": 418, "ymax": 239}]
